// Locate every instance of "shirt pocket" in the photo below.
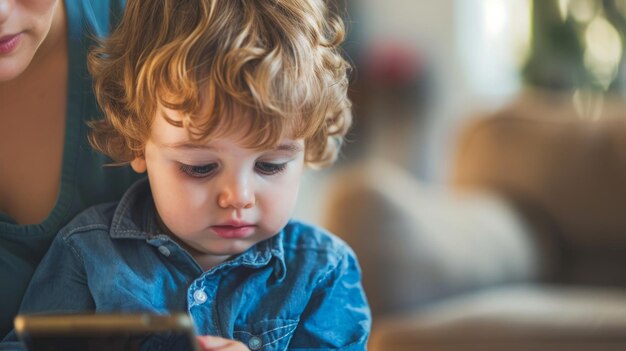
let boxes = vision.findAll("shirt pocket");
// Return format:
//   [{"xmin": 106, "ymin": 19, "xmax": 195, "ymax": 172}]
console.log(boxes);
[{"xmin": 233, "ymin": 318, "xmax": 299, "ymax": 351}]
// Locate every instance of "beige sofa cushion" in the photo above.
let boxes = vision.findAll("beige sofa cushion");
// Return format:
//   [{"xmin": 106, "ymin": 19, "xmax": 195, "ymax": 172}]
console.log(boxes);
[
  {"xmin": 323, "ymin": 159, "xmax": 545, "ymax": 317},
  {"xmin": 370, "ymin": 285, "xmax": 626, "ymax": 351}
]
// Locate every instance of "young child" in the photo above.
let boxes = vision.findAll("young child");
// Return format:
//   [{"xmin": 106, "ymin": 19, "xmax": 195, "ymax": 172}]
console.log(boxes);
[{"xmin": 2, "ymin": 0, "xmax": 370, "ymax": 350}]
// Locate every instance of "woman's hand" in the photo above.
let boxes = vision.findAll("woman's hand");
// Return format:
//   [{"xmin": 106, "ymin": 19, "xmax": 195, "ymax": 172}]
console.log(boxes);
[{"xmin": 196, "ymin": 335, "xmax": 249, "ymax": 350}]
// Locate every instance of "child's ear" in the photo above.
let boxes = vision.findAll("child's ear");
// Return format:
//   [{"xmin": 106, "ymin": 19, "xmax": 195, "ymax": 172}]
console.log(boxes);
[{"xmin": 130, "ymin": 156, "xmax": 147, "ymax": 173}]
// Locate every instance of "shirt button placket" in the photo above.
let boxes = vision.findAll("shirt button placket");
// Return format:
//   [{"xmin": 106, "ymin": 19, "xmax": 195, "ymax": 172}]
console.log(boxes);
[
  {"xmin": 189, "ymin": 276, "xmax": 220, "ymax": 333},
  {"xmin": 193, "ymin": 289, "xmax": 208, "ymax": 305},
  {"xmin": 248, "ymin": 335, "xmax": 263, "ymax": 350}
]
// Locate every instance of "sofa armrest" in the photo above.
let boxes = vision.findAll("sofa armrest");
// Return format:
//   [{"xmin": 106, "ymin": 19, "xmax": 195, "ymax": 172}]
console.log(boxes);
[
  {"xmin": 451, "ymin": 92, "xmax": 626, "ymax": 287},
  {"xmin": 323, "ymin": 159, "xmax": 547, "ymax": 317}
]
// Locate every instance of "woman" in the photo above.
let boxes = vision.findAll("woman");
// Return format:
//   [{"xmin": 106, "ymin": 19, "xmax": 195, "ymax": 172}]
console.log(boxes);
[{"xmin": 0, "ymin": 0, "xmax": 140, "ymax": 337}]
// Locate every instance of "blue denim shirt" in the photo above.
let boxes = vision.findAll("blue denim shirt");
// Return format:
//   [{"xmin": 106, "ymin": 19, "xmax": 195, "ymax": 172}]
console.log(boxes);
[{"xmin": 2, "ymin": 179, "xmax": 371, "ymax": 350}]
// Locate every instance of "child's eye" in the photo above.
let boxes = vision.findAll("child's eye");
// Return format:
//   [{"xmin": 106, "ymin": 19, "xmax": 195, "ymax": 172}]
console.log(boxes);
[
  {"xmin": 255, "ymin": 162, "xmax": 287, "ymax": 175},
  {"xmin": 179, "ymin": 163, "xmax": 218, "ymax": 178}
]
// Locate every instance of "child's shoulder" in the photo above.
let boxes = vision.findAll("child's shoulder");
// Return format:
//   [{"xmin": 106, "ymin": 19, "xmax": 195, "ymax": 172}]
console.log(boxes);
[{"xmin": 280, "ymin": 219, "xmax": 356, "ymax": 263}]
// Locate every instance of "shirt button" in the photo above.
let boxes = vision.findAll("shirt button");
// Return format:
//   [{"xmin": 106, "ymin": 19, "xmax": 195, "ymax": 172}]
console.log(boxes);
[
  {"xmin": 157, "ymin": 246, "xmax": 170, "ymax": 256},
  {"xmin": 248, "ymin": 336, "xmax": 262, "ymax": 350},
  {"xmin": 193, "ymin": 289, "xmax": 208, "ymax": 304}
]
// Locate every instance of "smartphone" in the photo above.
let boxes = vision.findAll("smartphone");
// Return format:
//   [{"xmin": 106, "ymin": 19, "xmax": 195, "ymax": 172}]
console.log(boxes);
[{"xmin": 14, "ymin": 313, "xmax": 199, "ymax": 351}]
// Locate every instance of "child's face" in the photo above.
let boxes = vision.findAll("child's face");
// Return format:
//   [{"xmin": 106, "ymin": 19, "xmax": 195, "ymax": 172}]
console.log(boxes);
[
  {"xmin": 0, "ymin": 0, "xmax": 59, "ymax": 81},
  {"xmin": 132, "ymin": 105, "xmax": 305, "ymax": 267}
]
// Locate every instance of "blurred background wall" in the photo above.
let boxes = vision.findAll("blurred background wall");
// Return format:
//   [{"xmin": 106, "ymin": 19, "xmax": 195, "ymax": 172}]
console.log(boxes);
[
  {"xmin": 293, "ymin": 0, "xmax": 626, "ymax": 225},
  {"xmin": 294, "ymin": 0, "xmax": 530, "ymax": 223}
]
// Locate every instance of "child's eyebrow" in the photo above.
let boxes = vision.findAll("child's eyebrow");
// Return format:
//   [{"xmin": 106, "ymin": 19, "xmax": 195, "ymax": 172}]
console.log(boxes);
[
  {"xmin": 160, "ymin": 141, "xmax": 303, "ymax": 153},
  {"xmin": 160, "ymin": 142, "xmax": 216, "ymax": 150},
  {"xmin": 274, "ymin": 142, "xmax": 303, "ymax": 153}
]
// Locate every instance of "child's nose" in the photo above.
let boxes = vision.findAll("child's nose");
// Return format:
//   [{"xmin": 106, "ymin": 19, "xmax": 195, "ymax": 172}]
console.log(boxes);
[{"xmin": 217, "ymin": 178, "xmax": 255, "ymax": 210}]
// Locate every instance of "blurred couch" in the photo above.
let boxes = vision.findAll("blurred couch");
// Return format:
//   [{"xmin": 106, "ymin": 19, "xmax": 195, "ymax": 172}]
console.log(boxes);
[{"xmin": 323, "ymin": 91, "xmax": 626, "ymax": 350}]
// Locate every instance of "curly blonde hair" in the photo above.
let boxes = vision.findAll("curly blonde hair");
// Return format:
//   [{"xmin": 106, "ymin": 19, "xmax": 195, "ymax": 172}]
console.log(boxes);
[{"xmin": 88, "ymin": 0, "xmax": 352, "ymax": 168}]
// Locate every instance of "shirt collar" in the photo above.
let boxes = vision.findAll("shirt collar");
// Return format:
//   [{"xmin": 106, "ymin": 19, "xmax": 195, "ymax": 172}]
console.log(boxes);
[
  {"xmin": 109, "ymin": 177, "xmax": 286, "ymax": 278},
  {"xmin": 110, "ymin": 177, "xmax": 160, "ymax": 239}
]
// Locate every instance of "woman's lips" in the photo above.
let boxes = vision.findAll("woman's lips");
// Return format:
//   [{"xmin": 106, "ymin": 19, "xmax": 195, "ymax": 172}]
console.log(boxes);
[
  {"xmin": 0, "ymin": 33, "xmax": 22, "ymax": 55},
  {"xmin": 211, "ymin": 225, "xmax": 255, "ymax": 239}
]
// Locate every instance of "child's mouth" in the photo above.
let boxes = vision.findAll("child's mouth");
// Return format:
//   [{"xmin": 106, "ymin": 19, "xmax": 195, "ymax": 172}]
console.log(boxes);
[{"xmin": 210, "ymin": 225, "xmax": 256, "ymax": 239}]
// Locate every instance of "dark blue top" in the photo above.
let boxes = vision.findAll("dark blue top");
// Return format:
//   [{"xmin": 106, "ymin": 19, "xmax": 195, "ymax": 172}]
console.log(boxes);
[
  {"xmin": 0, "ymin": 0, "xmax": 140, "ymax": 338},
  {"xmin": 2, "ymin": 178, "xmax": 371, "ymax": 350}
]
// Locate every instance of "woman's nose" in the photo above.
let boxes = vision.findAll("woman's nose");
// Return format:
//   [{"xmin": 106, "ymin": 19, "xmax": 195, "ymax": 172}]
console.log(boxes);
[
  {"xmin": 217, "ymin": 177, "xmax": 255, "ymax": 210},
  {"xmin": 0, "ymin": 1, "xmax": 15, "ymax": 24}
]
